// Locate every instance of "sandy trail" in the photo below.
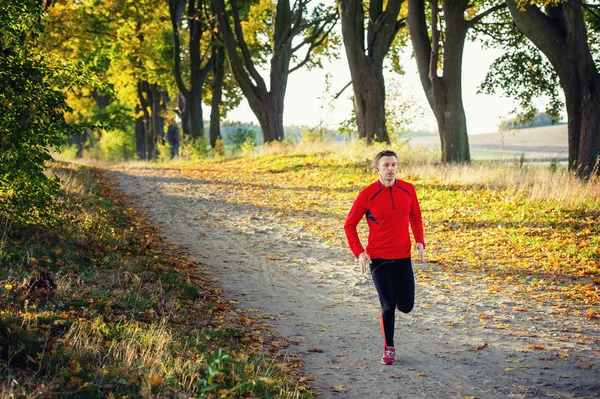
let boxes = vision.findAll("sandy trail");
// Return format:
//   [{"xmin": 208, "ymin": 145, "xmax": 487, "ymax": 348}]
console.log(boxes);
[{"xmin": 106, "ymin": 165, "xmax": 599, "ymax": 399}]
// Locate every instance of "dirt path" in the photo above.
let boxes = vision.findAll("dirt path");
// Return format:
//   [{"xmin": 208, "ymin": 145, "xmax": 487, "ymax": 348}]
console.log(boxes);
[{"xmin": 106, "ymin": 165, "xmax": 599, "ymax": 399}]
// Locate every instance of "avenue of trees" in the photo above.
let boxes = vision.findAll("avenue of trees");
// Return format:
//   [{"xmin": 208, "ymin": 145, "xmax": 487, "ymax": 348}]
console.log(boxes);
[{"xmin": 2, "ymin": 0, "xmax": 600, "ymax": 217}]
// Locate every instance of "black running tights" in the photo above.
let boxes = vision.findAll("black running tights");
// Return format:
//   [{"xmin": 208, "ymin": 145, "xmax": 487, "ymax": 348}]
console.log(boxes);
[{"xmin": 369, "ymin": 258, "xmax": 415, "ymax": 348}]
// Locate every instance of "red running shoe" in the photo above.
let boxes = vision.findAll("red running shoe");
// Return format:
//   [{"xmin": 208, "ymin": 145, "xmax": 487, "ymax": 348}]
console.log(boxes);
[{"xmin": 381, "ymin": 346, "xmax": 395, "ymax": 365}]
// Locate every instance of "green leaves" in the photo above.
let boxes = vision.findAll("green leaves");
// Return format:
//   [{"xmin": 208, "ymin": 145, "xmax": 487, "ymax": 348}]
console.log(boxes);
[
  {"xmin": 0, "ymin": 2, "xmax": 101, "ymax": 223},
  {"xmin": 478, "ymin": 46, "xmax": 562, "ymax": 128}
]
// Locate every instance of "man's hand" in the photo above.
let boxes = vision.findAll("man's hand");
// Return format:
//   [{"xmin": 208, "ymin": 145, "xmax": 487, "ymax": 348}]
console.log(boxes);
[
  {"xmin": 358, "ymin": 251, "xmax": 372, "ymax": 274},
  {"xmin": 415, "ymin": 243, "xmax": 425, "ymax": 262}
]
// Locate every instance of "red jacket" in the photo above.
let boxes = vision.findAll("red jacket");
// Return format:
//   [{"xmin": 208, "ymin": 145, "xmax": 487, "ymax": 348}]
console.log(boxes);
[{"xmin": 344, "ymin": 179, "xmax": 425, "ymax": 259}]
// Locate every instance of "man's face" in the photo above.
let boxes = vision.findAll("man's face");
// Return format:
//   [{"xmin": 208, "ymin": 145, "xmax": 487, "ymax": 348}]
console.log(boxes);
[{"xmin": 376, "ymin": 156, "xmax": 397, "ymax": 183}]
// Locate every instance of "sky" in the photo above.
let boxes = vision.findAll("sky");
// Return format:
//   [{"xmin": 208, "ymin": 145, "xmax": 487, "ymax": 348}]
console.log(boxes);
[{"xmin": 225, "ymin": 41, "xmax": 546, "ymax": 136}]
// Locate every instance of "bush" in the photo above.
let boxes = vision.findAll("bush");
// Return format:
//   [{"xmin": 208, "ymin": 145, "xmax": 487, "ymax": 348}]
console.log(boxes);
[
  {"xmin": 57, "ymin": 145, "xmax": 80, "ymax": 161},
  {"xmin": 156, "ymin": 138, "xmax": 172, "ymax": 162},
  {"xmin": 184, "ymin": 136, "xmax": 211, "ymax": 160},
  {"xmin": 87, "ymin": 129, "xmax": 136, "ymax": 162},
  {"xmin": 225, "ymin": 124, "xmax": 257, "ymax": 152},
  {"xmin": 214, "ymin": 138, "xmax": 225, "ymax": 157}
]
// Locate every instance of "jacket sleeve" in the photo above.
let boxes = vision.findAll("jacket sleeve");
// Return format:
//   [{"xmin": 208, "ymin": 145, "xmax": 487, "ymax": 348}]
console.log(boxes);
[
  {"xmin": 344, "ymin": 191, "xmax": 367, "ymax": 258},
  {"xmin": 409, "ymin": 184, "xmax": 426, "ymax": 248}
]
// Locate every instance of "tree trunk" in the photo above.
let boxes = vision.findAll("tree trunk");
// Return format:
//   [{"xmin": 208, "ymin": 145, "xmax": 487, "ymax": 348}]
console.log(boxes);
[
  {"xmin": 150, "ymin": 83, "xmax": 164, "ymax": 160},
  {"xmin": 210, "ymin": 45, "xmax": 225, "ymax": 147},
  {"xmin": 249, "ymin": 93, "xmax": 285, "ymax": 143},
  {"xmin": 437, "ymin": 95, "xmax": 470, "ymax": 162},
  {"xmin": 352, "ymin": 62, "xmax": 388, "ymax": 144},
  {"xmin": 407, "ymin": 0, "xmax": 471, "ymax": 163},
  {"xmin": 506, "ymin": 0, "xmax": 600, "ymax": 178},
  {"xmin": 168, "ymin": 0, "xmax": 213, "ymax": 140},
  {"xmin": 178, "ymin": 92, "xmax": 192, "ymax": 137},
  {"xmin": 337, "ymin": 0, "xmax": 402, "ymax": 144},
  {"xmin": 188, "ymin": 89, "xmax": 205, "ymax": 139},
  {"xmin": 135, "ymin": 108, "xmax": 146, "ymax": 160},
  {"xmin": 137, "ymin": 80, "xmax": 156, "ymax": 161}
]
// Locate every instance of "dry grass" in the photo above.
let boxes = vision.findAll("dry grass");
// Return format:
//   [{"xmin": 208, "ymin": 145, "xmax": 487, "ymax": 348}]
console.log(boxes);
[
  {"xmin": 259, "ymin": 139, "xmax": 600, "ymax": 209},
  {"xmin": 55, "ymin": 136, "xmax": 599, "ymax": 209}
]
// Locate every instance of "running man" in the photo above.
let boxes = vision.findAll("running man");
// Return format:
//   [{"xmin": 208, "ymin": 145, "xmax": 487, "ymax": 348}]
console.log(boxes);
[{"xmin": 344, "ymin": 150, "xmax": 425, "ymax": 365}]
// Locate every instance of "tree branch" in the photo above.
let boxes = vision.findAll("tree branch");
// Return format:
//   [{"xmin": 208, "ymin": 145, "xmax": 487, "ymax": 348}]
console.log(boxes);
[
  {"xmin": 368, "ymin": 0, "xmax": 404, "ymax": 62},
  {"xmin": 407, "ymin": 0, "xmax": 433, "ymax": 95},
  {"xmin": 582, "ymin": 2, "xmax": 600, "ymax": 21},
  {"xmin": 333, "ymin": 80, "xmax": 352, "ymax": 100},
  {"xmin": 367, "ymin": 0, "xmax": 385, "ymax": 52},
  {"xmin": 471, "ymin": 25, "xmax": 507, "ymax": 44},
  {"xmin": 289, "ymin": 17, "xmax": 336, "ymax": 73},
  {"xmin": 168, "ymin": 0, "xmax": 190, "ymax": 100},
  {"xmin": 212, "ymin": 0, "xmax": 265, "ymax": 106},
  {"xmin": 230, "ymin": 0, "xmax": 267, "ymax": 93},
  {"xmin": 429, "ymin": 0, "xmax": 440, "ymax": 81},
  {"xmin": 290, "ymin": 11, "xmax": 338, "ymax": 53},
  {"xmin": 468, "ymin": 3, "xmax": 507, "ymax": 26}
]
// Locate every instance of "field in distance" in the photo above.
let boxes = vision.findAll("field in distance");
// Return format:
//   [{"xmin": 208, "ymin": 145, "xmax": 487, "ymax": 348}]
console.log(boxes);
[{"xmin": 408, "ymin": 124, "xmax": 568, "ymax": 162}]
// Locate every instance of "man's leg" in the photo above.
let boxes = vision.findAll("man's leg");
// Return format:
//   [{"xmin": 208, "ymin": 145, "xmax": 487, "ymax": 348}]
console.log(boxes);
[
  {"xmin": 393, "ymin": 258, "xmax": 415, "ymax": 314},
  {"xmin": 370, "ymin": 259, "xmax": 397, "ymax": 348}
]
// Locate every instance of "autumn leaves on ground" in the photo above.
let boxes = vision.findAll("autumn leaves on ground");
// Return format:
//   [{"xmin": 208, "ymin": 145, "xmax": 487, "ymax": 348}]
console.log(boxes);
[{"xmin": 1, "ymin": 144, "xmax": 599, "ymax": 397}]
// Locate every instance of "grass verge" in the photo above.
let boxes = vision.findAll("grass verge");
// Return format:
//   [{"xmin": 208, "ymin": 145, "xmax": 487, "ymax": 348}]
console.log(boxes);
[{"xmin": 0, "ymin": 162, "xmax": 311, "ymax": 398}]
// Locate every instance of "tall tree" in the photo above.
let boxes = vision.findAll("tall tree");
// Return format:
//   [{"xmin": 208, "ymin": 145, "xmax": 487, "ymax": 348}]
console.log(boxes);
[
  {"xmin": 502, "ymin": 0, "xmax": 600, "ymax": 178},
  {"xmin": 407, "ymin": 0, "xmax": 504, "ymax": 163},
  {"xmin": 169, "ymin": 0, "xmax": 215, "ymax": 140},
  {"xmin": 42, "ymin": 0, "xmax": 175, "ymax": 160},
  {"xmin": 337, "ymin": 0, "xmax": 405, "ymax": 144},
  {"xmin": 212, "ymin": 0, "xmax": 337, "ymax": 143}
]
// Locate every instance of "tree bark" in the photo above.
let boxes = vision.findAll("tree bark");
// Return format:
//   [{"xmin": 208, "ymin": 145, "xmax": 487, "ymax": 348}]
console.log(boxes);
[
  {"xmin": 135, "ymin": 106, "xmax": 146, "ymax": 160},
  {"xmin": 337, "ymin": 0, "xmax": 404, "ymax": 144},
  {"xmin": 137, "ymin": 80, "xmax": 156, "ymax": 160},
  {"xmin": 210, "ymin": 44, "xmax": 225, "ymax": 147},
  {"xmin": 407, "ymin": 0, "xmax": 471, "ymax": 163},
  {"xmin": 177, "ymin": 92, "xmax": 192, "ymax": 137},
  {"xmin": 506, "ymin": 0, "xmax": 600, "ymax": 178},
  {"xmin": 169, "ymin": 0, "xmax": 214, "ymax": 139},
  {"xmin": 352, "ymin": 64, "xmax": 387, "ymax": 144},
  {"xmin": 150, "ymin": 83, "xmax": 164, "ymax": 160}
]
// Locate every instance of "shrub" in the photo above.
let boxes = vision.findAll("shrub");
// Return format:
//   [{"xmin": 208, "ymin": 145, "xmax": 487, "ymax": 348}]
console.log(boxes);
[
  {"xmin": 226, "ymin": 124, "xmax": 257, "ymax": 152},
  {"xmin": 184, "ymin": 136, "xmax": 211, "ymax": 160}
]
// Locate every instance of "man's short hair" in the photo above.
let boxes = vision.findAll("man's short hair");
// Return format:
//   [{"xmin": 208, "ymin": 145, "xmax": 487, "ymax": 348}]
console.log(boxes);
[{"xmin": 374, "ymin": 150, "xmax": 397, "ymax": 167}]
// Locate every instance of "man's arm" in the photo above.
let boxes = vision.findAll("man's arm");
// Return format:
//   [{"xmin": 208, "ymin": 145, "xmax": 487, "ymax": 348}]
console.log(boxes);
[
  {"xmin": 344, "ymin": 192, "xmax": 367, "ymax": 258},
  {"xmin": 409, "ymin": 184, "xmax": 425, "ymax": 261},
  {"xmin": 344, "ymin": 192, "xmax": 372, "ymax": 273}
]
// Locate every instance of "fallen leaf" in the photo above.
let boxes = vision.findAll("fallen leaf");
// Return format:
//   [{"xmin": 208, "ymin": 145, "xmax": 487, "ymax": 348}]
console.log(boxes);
[
  {"xmin": 332, "ymin": 385, "xmax": 348, "ymax": 393},
  {"xmin": 149, "ymin": 374, "xmax": 163, "ymax": 387},
  {"xmin": 472, "ymin": 343, "xmax": 489, "ymax": 351}
]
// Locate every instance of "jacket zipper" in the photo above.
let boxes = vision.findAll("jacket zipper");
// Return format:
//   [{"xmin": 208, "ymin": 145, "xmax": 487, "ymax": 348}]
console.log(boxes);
[{"xmin": 389, "ymin": 187, "xmax": 394, "ymax": 210}]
